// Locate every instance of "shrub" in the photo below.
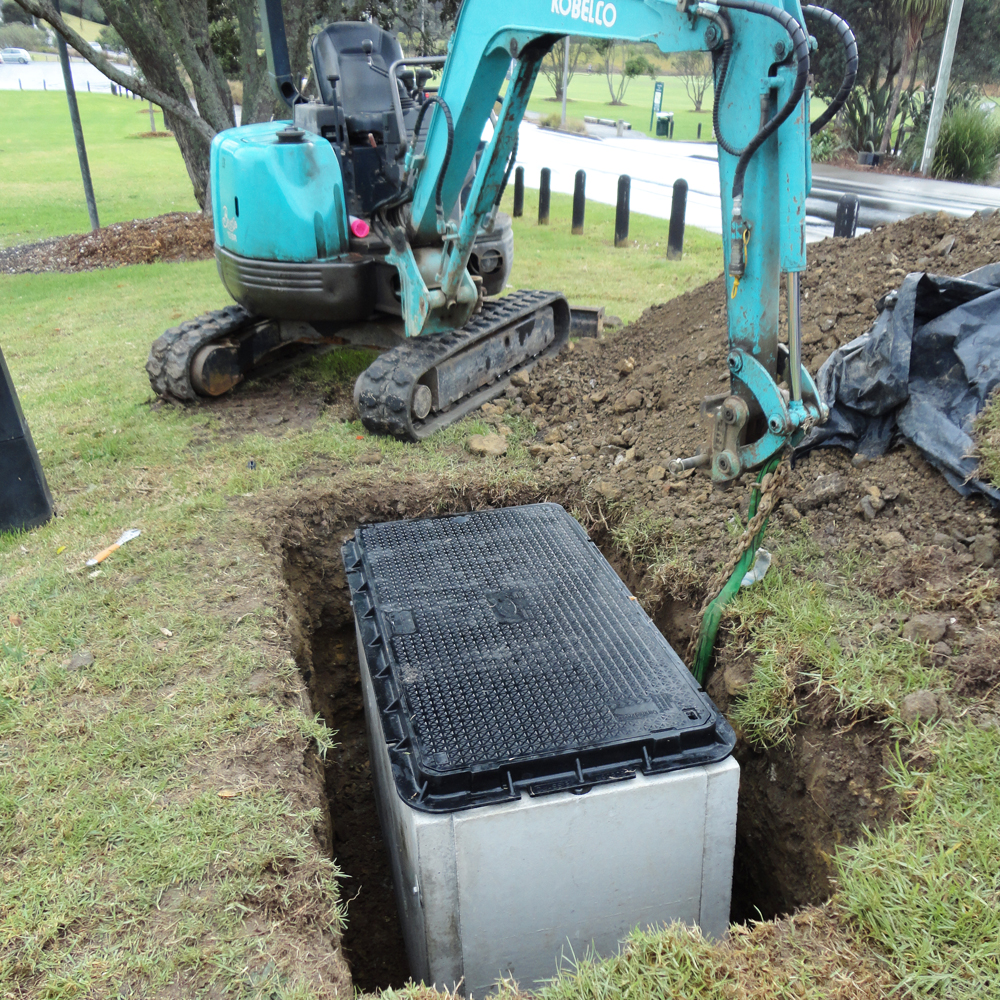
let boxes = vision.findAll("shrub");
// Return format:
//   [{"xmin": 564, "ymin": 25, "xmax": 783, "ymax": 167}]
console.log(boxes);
[
  {"xmin": 539, "ymin": 113, "xmax": 588, "ymax": 134},
  {"xmin": 0, "ymin": 23, "xmax": 54, "ymax": 52},
  {"xmin": 811, "ymin": 126, "xmax": 845, "ymax": 162},
  {"xmin": 926, "ymin": 106, "xmax": 1000, "ymax": 181},
  {"xmin": 842, "ymin": 84, "xmax": 893, "ymax": 153},
  {"xmin": 1, "ymin": 1, "xmax": 32, "ymax": 25}
]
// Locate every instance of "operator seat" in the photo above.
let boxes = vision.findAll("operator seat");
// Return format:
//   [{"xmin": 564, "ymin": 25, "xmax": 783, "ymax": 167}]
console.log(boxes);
[{"xmin": 312, "ymin": 22, "xmax": 409, "ymax": 137}]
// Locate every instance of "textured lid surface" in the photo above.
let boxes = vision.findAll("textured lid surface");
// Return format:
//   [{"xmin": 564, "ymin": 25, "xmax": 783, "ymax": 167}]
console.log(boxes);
[{"xmin": 342, "ymin": 503, "xmax": 734, "ymax": 811}]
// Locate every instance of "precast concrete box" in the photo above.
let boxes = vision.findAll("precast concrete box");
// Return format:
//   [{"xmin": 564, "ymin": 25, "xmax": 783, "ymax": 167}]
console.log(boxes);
[{"xmin": 341, "ymin": 504, "xmax": 738, "ymax": 996}]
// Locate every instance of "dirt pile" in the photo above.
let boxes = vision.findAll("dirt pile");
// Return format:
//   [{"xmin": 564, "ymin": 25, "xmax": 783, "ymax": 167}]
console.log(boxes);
[{"xmin": 0, "ymin": 212, "xmax": 213, "ymax": 274}]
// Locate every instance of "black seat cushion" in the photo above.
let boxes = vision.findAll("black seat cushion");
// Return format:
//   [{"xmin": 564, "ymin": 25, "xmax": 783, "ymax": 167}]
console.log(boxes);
[{"xmin": 312, "ymin": 21, "xmax": 404, "ymax": 120}]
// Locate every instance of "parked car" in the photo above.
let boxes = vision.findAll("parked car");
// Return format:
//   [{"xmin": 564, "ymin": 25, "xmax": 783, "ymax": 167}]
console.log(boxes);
[{"xmin": 1, "ymin": 48, "xmax": 31, "ymax": 64}]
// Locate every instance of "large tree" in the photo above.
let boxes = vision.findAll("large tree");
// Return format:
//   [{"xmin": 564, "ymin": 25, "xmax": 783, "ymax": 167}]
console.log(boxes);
[
  {"xmin": 878, "ymin": 0, "xmax": 947, "ymax": 153},
  {"xmin": 676, "ymin": 50, "xmax": 711, "ymax": 112},
  {"xmin": 594, "ymin": 39, "xmax": 654, "ymax": 106},
  {"xmin": 539, "ymin": 36, "xmax": 587, "ymax": 102}
]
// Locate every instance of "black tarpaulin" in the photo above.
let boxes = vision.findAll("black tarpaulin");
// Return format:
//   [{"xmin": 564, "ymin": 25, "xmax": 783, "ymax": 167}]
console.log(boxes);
[{"xmin": 798, "ymin": 262, "xmax": 1000, "ymax": 503}]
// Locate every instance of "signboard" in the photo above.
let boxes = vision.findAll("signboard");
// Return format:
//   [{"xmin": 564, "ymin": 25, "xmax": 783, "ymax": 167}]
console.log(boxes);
[{"xmin": 649, "ymin": 81, "xmax": 664, "ymax": 131}]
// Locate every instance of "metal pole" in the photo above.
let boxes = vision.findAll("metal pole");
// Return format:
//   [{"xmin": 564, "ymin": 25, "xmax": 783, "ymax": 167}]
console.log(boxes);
[
  {"xmin": 53, "ymin": 0, "xmax": 99, "ymax": 231},
  {"xmin": 667, "ymin": 178, "xmax": 687, "ymax": 259},
  {"xmin": 572, "ymin": 169, "xmax": 585, "ymax": 235},
  {"xmin": 560, "ymin": 36, "xmax": 570, "ymax": 129},
  {"xmin": 786, "ymin": 272, "xmax": 802, "ymax": 402},
  {"xmin": 538, "ymin": 168, "xmax": 551, "ymax": 225},
  {"xmin": 513, "ymin": 165, "xmax": 524, "ymax": 217},
  {"xmin": 920, "ymin": 0, "xmax": 966, "ymax": 176},
  {"xmin": 148, "ymin": 100, "xmax": 156, "ymax": 133},
  {"xmin": 614, "ymin": 175, "xmax": 630, "ymax": 247}
]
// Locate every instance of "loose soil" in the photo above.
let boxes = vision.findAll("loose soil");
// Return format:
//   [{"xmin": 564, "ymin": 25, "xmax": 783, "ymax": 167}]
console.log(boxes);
[
  {"xmin": 0, "ymin": 212, "xmax": 213, "ymax": 274},
  {"xmin": 13, "ymin": 206, "xmax": 1000, "ymax": 992}
]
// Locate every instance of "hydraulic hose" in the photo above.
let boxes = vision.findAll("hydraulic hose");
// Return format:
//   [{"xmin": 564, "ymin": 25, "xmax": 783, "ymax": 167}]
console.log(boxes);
[
  {"xmin": 802, "ymin": 5, "xmax": 858, "ymax": 136},
  {"xmin": 411, "ymin": 95, "xmax": 455, "ymax": 223},
  {"xmin": 701, "ymin": 10, "xmax": 741, "ymax": 158},
  {"xmin": 711, "ymin": 0, "xmax": 811, "ymax": 200},
  {"xmin": 690, "ymin": 457, "xmax": 779, "ymax": 684}
]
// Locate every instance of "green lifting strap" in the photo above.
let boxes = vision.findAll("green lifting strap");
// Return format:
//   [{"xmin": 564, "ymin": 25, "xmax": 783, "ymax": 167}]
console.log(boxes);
[{"xmin": 690, "ymin": 455, "xmax": 781, "ymax": 685}]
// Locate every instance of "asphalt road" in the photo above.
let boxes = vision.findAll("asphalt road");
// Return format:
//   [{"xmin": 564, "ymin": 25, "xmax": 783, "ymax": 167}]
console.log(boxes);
[
  {"xmin": 0, "ymin": 56, "xmax": 129, "ymax": 93},
  {"xmin": 513, "ymin": 123, "xmax": 838, "ymax": 241},
  {"xmin": 514, "ymin": 122, "xmax": 1000, "ymax": 241}
]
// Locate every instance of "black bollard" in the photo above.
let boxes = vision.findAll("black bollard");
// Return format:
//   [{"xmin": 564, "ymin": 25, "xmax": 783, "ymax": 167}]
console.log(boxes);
[
  {"xmin": 0, "ymin": 347, "xmax": 53, "ymax": 533},
  {"xmin": 614, "ymin": 175, "xmax": 631, "ymax": 247},
  {"xmin": 538, "ymin": 167, "xmax": 551, "ymax": 225},
  {"xmin": 667, "ymin": 178, "xmax": 688, "ymax": 260},
  {"xmin": 697, "ymin": 122, "xmax": 702, "ymax": 139},
  {"xmin": 513, "ymin": 165, "xmax": 524, "ymax": 217},
  {"xmin": 572, "ymin": 170, "xmax": 586, "ymax": 235},
  {"xmin": 834, "ymin": 193, "xmax": 860, "ymax": 238}
]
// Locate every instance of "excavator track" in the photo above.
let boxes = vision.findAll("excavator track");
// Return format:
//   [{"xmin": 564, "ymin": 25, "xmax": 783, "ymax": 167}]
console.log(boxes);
[
  {"xmin": 353, "ymin": 289, "xmax": 570, "ymax": 441},
  {"xmin": 146, "ymin": 305, "xmax": 253, "ymax": 401}
]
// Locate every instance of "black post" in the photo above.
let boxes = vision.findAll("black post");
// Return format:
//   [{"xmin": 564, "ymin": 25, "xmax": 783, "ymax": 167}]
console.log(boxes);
[
  {"xmin": 614, "ymin": 174, "xmax": 630, "ymax": 248},
  {"xmin": 513, "ymin": 165, "xmax": 524, "ymax": 217},
  {"xmin": 0, "ymin": 347, "xmax": 53, "ymax": 533},
  {"xmin": 697, "ymin": 122, "xmax": 702, "ymax": 139},
  {"xmin": 572, "ymin": 169, "xmax": 586, "ymax": 235},
  {"xmin": 834, "ymin": 193, "xmax": 860, "ymax": 238},
  {"xmin": 667, "ymin": 178, "xmax": 688, "ymax": 260},
  {"xmin": 53, "ymin": 0, "xmax": 99, "ymax": 231},
  {"xmin": 538, "ymin": 167, "xmax": 551, "ymax": 225}
]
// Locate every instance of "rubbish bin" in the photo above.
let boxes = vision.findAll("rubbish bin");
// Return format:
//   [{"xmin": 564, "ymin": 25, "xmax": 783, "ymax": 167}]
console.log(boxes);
[
  {"xmin": 656, "ymin": 111, "xmax": 674, "ymax": 138},
  {"xmin": 342, "ymin": 503, "xmax": 739, "ymax": 997}
]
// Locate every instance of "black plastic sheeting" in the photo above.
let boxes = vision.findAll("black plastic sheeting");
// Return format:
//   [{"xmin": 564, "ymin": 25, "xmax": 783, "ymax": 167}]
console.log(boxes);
[{"xmin": 798, "ymin": 262, "xmax": 1000, "ymax": 503}]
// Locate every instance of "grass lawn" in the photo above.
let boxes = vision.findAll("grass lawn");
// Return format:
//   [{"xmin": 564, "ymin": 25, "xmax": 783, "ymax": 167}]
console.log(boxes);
[
  {"xmin": 530, "ymin": 73, "xmax": 715, "ymax": 142},
  {"xmin": 504, "ymin": 188, "xmax": 722, "ymax": 323},
  {"xmin": 530, "ymin": 73, "xmax": 829, "ymax": 143},
  {"xmin": 0, "ymin": 91, "xmax": 196, "ymax": 248},
  {"xmin": 63, "ymin": 14, "xmax": 106, "ymax": 44}
]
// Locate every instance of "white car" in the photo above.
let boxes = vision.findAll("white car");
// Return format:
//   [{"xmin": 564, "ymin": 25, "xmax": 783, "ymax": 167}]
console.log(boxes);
[{"xmin": 1, "ymin": 48, "xmax": 31, "ymax": 64}]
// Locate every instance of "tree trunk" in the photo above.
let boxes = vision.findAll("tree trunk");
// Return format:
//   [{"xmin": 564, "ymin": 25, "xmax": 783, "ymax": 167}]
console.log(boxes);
[{"xmin": 879, "ymin": 45, "xmax": 911, "ymax": 153}]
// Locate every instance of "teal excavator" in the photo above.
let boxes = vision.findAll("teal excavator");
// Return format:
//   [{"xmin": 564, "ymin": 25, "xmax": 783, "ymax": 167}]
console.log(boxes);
[{"xmin": 147, "ymin": 0, "xmax": 856, "ymax": 481}]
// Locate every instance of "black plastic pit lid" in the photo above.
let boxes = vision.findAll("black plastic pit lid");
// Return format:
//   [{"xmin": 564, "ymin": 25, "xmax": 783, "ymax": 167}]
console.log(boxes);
[{"xmin": 342, "ymin": 503, "xmax": 735, "ymax": 812}]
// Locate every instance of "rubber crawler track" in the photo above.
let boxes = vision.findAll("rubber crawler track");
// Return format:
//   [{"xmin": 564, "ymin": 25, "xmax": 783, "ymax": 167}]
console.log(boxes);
[
  {"xmin": 353, "ymin": 289, "xmax": 569, "ymax": 440},
  {"xmin": 146, "ymin": 305, "xmax": 253, "ymax": 401}
]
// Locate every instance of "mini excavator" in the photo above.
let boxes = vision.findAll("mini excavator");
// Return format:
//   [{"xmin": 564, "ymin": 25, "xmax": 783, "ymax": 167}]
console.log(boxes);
[{"xmin": 147, "ymin": 0, "xmax": 857, "ymax": 481}]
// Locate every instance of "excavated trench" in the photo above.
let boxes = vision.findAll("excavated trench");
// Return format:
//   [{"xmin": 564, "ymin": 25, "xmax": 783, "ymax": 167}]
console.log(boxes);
[{"xmin": 280, "ymin": 493, "xmax": 896, "ymax": 992}]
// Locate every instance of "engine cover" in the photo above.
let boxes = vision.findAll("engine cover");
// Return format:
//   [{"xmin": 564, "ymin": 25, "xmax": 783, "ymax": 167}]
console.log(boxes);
[{"xmin": 210, "ymin": 121, "xmax": 349, "ymax": 263}]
